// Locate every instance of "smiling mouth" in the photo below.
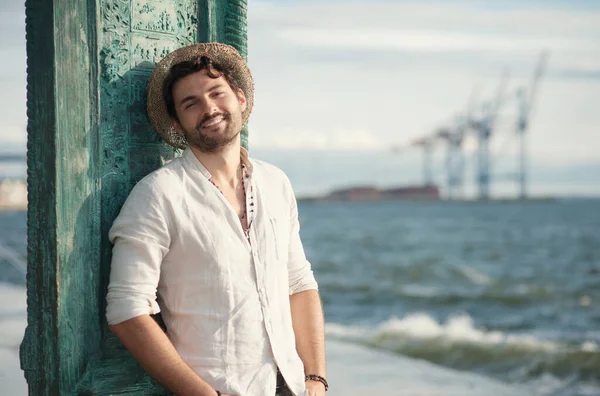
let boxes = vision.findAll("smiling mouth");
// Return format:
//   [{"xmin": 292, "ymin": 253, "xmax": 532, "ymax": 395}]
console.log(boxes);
[{"xmin": 201, "ymin": 116, "xmax": 225, "ymax": 129}]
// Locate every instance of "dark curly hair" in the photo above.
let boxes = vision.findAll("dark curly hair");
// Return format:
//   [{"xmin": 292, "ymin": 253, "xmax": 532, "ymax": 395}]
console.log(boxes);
[{"xmin": 163, "ymin": 56, "xmax": 241, "ymax": 120}]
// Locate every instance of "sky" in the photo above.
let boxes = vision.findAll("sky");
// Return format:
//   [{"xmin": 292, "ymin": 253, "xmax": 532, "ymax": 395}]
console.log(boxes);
[{"xmin": 0, "ymin": 0, "xmax": 599, "ymax": 198}]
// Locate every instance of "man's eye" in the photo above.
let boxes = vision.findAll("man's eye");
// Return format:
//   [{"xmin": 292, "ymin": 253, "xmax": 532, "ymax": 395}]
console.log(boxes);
[
  {"xmin": 213, "ymin": 92, "xmax": 224, "ymax": 97},
  {"xmin": 185, "ymin": 103, "xmax": 196, "ymax": 109}
]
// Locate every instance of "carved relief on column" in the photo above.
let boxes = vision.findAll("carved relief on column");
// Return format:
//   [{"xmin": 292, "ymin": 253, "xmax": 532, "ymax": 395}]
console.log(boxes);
[
  {"xmin": 99, "ymin": 0, "xmax": 198, "ymax": 275},
  {"xmin": 100, "ymin": 0, "xmax": 131, "ymax": 234},
  {"xmin": 224, "ymin": 0, "xmax": 249, "ymax": 148},
  {"xmin": 224, "ymin": 0, "xmax": 248, "ymax": 58}
]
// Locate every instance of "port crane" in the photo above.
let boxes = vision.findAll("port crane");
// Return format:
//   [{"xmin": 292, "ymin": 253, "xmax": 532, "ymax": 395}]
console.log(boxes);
[{"xmin": 394, "ymin": 52, "xmax": 548, "ymax": 200}]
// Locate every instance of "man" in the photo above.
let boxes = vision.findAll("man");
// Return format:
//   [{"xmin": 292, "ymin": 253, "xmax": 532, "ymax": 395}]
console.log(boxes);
[{"xmin": 106, "ymin": 43, "xmax": 327, "ymax": 396}]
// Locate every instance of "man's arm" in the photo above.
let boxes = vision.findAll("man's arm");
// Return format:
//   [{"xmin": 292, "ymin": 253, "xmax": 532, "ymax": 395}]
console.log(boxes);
[
  {"xmin": 283, "ymin": 174, "xmax": 327, "ymax": 394},
  {"xmin": 109, "ymin": 315, "xmax": 221, "ymax": 396},
  {"xmin": 106, "ymin": 182, "xmax": 229, "ymax": 396},
  {"xmin": 290, "ymin": 289, "xmax": 326, "ymax": 394}
]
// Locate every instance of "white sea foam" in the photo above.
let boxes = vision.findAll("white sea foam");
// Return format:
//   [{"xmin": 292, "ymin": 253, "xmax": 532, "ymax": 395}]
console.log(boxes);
[
  {"xmin": 581, "ymin": 341, "xmax": 599, "ymax": 352},
  {"xmin": 0, "ymin": 283, "xmax": 27, "ymax": 395},
  {"xmin": 326, "ymin": 312, "xmax": 573, "ymax": 354},
  {"xmin": 326, "ymin": 339, "xmax": 527, "ymax": 396},
  {"xmin": 326, "ymin": 313, "xmax": 600, "ymax": 394}
]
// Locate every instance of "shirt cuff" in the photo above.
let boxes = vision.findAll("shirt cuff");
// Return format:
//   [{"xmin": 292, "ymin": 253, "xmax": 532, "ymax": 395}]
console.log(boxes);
[
  {"xmin": 106, "ymin": 293, "xmax": 161, "ymax": 325},
  {"xmin": 289, "ymin": 269, "xmax": 319, "ymax": 295}
]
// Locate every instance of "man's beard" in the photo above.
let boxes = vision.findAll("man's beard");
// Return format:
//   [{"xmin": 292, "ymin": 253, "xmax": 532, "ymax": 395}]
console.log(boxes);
[{"xmin": 183, "ymin": 111, "xmax": 241, "ymax": 153}]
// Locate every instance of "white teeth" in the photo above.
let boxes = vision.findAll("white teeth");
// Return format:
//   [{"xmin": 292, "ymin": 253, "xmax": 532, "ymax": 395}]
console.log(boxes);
[{"xmin": 204, "ymin": 117, "xmax": 223, "ymax": 128}]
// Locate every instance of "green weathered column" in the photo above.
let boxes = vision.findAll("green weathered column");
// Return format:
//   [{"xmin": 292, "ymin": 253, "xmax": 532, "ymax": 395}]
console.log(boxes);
[
  {"xmin": 21, "ymin": 1, "xmax": 248, "ymax": 394},
  {"xmin": 198, "ymin": 0, "xmax": 250, "ymax": 148}
]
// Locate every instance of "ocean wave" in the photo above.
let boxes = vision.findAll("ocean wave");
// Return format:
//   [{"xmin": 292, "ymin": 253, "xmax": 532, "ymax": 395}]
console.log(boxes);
[{"xmin": 325, "ymin": 313, "xmax": 600, "ymax": 385}]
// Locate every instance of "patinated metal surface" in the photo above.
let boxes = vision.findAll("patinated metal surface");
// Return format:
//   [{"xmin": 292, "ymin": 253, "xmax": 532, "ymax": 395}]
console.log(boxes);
[
  {"xmin": 21, "ymin": 0, "xmax": 248, "ymax": 394},
  {"xmin": 21, "ymin": 0, "xmax": 102, "ymax": 394},
  {"xmin": 98, "ymin": 0, "xmax": 198, "ymax": 320}
]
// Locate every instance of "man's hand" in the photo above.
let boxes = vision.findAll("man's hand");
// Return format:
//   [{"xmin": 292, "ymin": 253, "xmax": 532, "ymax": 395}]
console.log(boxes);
[
  {"xmin": 175, "ymin": 393, "xmax": 235, "ymax": 396},
  {"xmin": 305, "ymin": 380, "xmax": 326, "ymax": 396},
  {"xmin": 289, "ymin": 290, "xmax": 326, "ymax": 396},
  {"xmin": 109, "ymin": 315, "xmax": 218, "ymax": 396}
]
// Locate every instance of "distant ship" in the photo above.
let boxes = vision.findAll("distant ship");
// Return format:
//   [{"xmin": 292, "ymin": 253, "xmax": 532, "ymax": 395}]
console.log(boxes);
[{"xmin": 301, "ymin": 184, "xmax": 440, "ymax": 202}]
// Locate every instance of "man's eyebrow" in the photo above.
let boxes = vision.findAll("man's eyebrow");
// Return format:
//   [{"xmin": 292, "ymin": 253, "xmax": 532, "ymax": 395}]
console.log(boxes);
[
  {"xmin": 178, "ymin": 95, "xmax": 197, "ymax": 106},
  {"xmin": 178, "ymin": 85, "xmax": 226, "ymax": 106}
]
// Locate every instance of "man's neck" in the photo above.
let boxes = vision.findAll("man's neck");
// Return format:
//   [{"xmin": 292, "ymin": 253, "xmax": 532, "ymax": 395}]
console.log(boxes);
[{"xmin": 190, "ymin": 138, "xmax": 242, "ymax": 189}]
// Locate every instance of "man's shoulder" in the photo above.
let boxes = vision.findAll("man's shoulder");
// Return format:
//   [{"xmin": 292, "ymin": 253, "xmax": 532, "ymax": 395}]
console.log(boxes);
[
  {"xmin": 250, "ymin": 158, "xmax": 297, "ymax": 205},
  {"xmin": 250, "ymin": 158, "xmax": 289, "ymax": 184},
  {"xmin": 129, "ymin": 157, "xmax": 185, "ymax": 198}
]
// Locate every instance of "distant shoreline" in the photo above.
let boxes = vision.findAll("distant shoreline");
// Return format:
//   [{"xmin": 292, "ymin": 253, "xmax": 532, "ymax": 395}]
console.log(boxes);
[
  {"xmin": 297, "ymin": 196, "xmax": 559, "ymax": 203},
  {"xmin": 1, "ymin": 176, "xmax": 597, "ymax": 212},
  {"xmin": 296, "ymin": 184, "xmax": 563, "ymax": 203}
]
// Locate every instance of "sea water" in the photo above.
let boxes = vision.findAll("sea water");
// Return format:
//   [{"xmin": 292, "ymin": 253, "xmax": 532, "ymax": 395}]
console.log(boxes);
[{"xmin": 1, "ymin": 199, "xmax": 599, "ymax": 395}]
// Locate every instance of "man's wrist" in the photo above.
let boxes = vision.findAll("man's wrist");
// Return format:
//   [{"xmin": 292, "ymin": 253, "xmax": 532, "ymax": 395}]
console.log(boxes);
[{"xmin": 305, "ymin": 374, "xmax": 328, "ymax": 391}]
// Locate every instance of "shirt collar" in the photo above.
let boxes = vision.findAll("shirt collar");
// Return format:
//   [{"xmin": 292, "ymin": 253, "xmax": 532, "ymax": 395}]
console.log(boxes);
[
  {"xmin": 240, "ymin": 147, "xmax": 254, "ymax": 176},
  {"xmin": 183, "ymin": 146, "xmax": 254, "ymax": 179}
]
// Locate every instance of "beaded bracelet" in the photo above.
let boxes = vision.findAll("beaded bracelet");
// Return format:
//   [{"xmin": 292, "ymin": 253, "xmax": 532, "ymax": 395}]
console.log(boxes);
[{"xmin": 305, "ymin": 374, "xmax": 329, "ymax": 391}]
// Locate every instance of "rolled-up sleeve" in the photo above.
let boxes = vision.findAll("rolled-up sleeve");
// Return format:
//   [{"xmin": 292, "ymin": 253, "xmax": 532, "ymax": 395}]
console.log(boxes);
[
  {"xmin": 106, "ymin": 180, "xmax": 171, "ymax": 325},
  {"xmin": 285, "ymin": 178, "xmax": 318, "ymax": 295}
]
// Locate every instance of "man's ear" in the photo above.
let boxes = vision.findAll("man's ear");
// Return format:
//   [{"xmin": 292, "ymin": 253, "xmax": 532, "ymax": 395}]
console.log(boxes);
[
  {"xmin": 171, "ymin": 119, "xmax": 184, "ymax": 135},
  {"xmin": 237, "ymin": 88, "xmax": 247, "ymax": 112}
]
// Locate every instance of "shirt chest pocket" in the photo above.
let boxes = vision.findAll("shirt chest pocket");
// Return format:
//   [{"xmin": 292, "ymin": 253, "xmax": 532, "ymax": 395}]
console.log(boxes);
[{"xmin": 269, "ymin": 216, "xmax": 290, "ymax": 261}]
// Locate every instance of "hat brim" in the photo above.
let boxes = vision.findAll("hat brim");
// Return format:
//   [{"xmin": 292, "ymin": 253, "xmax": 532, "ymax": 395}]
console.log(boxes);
[{"xmin": 147, "ymin": 43, "xmax": 254, "ymax": 149}]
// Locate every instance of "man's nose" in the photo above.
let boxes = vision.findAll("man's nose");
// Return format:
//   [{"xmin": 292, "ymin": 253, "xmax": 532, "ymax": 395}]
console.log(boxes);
[{"xmin": 201, "ymin": 98, "xmax": 218, "ymax": 117}]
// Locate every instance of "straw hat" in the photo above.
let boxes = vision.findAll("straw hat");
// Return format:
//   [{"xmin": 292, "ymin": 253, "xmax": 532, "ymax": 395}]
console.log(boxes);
[{"xmin": 146, "ymin": 43, "xmax": 254, "ymax": 149}]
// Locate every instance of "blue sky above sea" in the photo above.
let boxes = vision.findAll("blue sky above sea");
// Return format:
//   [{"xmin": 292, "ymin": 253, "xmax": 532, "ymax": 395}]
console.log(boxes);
[{"xmin": 0, "ymin": 0, "xmax": 599, "ymax": 198}]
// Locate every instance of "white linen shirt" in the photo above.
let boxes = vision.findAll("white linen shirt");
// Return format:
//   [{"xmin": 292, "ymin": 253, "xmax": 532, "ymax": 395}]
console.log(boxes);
[{"xmin": 106, "ymin": 147, "xmax": 318, "ymax": 396}]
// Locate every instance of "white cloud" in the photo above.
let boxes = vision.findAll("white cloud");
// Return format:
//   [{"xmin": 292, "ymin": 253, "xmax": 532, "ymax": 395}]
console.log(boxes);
[
  {"xmin": 251, "ymin": 1, "xmax": 600, "ymax": 39},
  {"xmin": 250, "ymin": 1, "xmax": 600, "ymax": 76},
  {"xmin": 250, "ymin": 126, "xmax": 384, "ymax": 151},
  {"xmin": 277, "ymin": 27, "xmax": 598, "ymax": 54}
]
